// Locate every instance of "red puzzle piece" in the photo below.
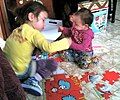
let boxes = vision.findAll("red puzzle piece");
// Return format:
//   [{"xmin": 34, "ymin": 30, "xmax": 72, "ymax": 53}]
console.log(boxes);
[{"xmin": 102, "ymin": 70, "xmax": 120, "ymax": 85}]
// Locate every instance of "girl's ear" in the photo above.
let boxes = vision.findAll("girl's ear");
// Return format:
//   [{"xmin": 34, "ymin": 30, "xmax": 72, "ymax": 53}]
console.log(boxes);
[
  {"xmin": 84, "ymin": 24, "xmax": 89, "ymax": 30},
  {"xmin": 28, "ymin": 12, "xmax": 35, "ymax": 21}
]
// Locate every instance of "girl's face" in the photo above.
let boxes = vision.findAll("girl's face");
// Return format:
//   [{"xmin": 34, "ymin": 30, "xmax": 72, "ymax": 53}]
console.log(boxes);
[
  {"xmin": 72, "ymin": 15, "xmax": 88, "ymax": 31},
  {"xmin": 69, "ymin": 14, "xmax": 74, "ymax": 22},
  {"xmin": 32, "ymin": 11, "xmax": 48, "ymax": 31}
]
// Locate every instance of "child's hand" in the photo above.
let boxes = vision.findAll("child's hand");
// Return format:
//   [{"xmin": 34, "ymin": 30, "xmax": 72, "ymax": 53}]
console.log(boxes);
[{"xmin": 58, "ymin": 26, "xmax": 64, "ymax": 32}]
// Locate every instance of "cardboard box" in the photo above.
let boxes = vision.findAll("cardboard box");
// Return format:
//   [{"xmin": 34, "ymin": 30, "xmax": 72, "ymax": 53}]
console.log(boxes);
[{"xmin": 78, "ymin": 0, "xmax": 108, "ymax": 34}]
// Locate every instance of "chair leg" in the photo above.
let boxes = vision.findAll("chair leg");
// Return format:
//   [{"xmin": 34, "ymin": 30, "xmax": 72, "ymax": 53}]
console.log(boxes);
[
  {"xmin": 111, "ymin": 0, "xmax": 117, "ymax": 23},
  {"xmin": 108, "ymin": 0, "xmax": 111, "ymax": 19}
]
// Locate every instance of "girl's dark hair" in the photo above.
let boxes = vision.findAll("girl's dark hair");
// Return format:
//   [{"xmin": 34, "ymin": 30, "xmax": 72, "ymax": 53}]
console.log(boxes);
[
  {"xmin": 15, "ymin": 1, "xmax": 48, "ymax": 25},
  {"xmin": 75, "ymin": 8, "xmax": 94, "ymax": 26}
]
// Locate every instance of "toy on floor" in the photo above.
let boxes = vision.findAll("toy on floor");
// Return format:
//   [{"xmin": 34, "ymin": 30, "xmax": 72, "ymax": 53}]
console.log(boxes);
[{"xmin": 45, "ymin": 74, "xmax": 85, "ymax": 100}]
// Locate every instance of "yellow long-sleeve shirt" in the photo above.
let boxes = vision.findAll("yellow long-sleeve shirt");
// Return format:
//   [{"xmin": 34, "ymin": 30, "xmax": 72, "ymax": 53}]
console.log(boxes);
[{"xmin": 3, "ymin": 24, "xmax": 70, "ymax": 75}]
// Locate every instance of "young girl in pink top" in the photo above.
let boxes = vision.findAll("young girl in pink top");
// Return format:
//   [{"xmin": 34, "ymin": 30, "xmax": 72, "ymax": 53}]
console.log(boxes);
[{"xmin": 59, "ymin": 8, "xmax": 94, "ymax": 69}]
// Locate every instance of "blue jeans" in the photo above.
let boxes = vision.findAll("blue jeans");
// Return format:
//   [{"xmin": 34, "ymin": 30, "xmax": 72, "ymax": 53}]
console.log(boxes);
[
  {"xmin": 18, "ymin": 59, "xmax": 58, "ymax": 81},
  {"xmin": 17, "ymin": 63, "xmax": 32, "ymax": 81}
]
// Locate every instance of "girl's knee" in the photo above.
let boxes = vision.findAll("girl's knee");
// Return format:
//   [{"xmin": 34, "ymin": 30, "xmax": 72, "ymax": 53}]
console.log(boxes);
[{"xmin": 46, "ymin": 59, "xmax": 58, "ymax": 72}]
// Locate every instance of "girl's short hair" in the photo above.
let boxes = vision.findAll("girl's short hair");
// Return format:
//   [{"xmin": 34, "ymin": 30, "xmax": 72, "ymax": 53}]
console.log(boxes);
[
  {"xmin": 15, "ymin": 1, "xmax": 48, "ymax": 25},
  {"xmin": 75, "ymin": 8, "xmax": 94, "ymax": 26}
]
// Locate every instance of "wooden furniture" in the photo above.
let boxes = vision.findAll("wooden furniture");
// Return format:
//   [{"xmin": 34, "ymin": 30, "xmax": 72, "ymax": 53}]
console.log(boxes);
[
  {"xmin": 0, "ymin": 0, "xmax": 10, "ymax": 39},
  {"xmin": 16, "ymin": 0, "xmax": 54, "ymax": 18},
  {"xmin": 40, "ymin": 0, "xmax": 55, "ymax": 18}
]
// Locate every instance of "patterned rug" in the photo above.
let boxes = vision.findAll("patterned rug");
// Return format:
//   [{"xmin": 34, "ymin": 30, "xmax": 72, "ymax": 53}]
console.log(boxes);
[{"xmin": 44, "ymin": 31, "xmax": 120, "ymax": 100}]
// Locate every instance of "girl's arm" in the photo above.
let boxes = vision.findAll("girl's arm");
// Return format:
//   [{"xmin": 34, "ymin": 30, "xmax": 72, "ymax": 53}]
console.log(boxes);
[
  {"xmin": 32, "ymin": 32, "xmax": 72, "ymax": 53},
  {"xmin": 59, "ymin": 26, "xmax": 72, "ymax": 37}
]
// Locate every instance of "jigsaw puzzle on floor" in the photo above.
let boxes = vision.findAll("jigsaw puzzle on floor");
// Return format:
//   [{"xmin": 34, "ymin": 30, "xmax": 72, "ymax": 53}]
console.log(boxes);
[
  {"xmin": 44, "ymin": 70, "xmax": 120, "ymax": 100},
  {"xmin": 45, "ymin": 74, "xmax": 85, "ymax": 100}
]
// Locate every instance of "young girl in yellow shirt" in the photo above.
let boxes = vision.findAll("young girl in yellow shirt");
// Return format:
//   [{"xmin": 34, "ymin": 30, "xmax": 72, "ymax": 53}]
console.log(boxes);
[{"xmin": 3, "ymin": 1, "xmax": 71, "ymax": 96}]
